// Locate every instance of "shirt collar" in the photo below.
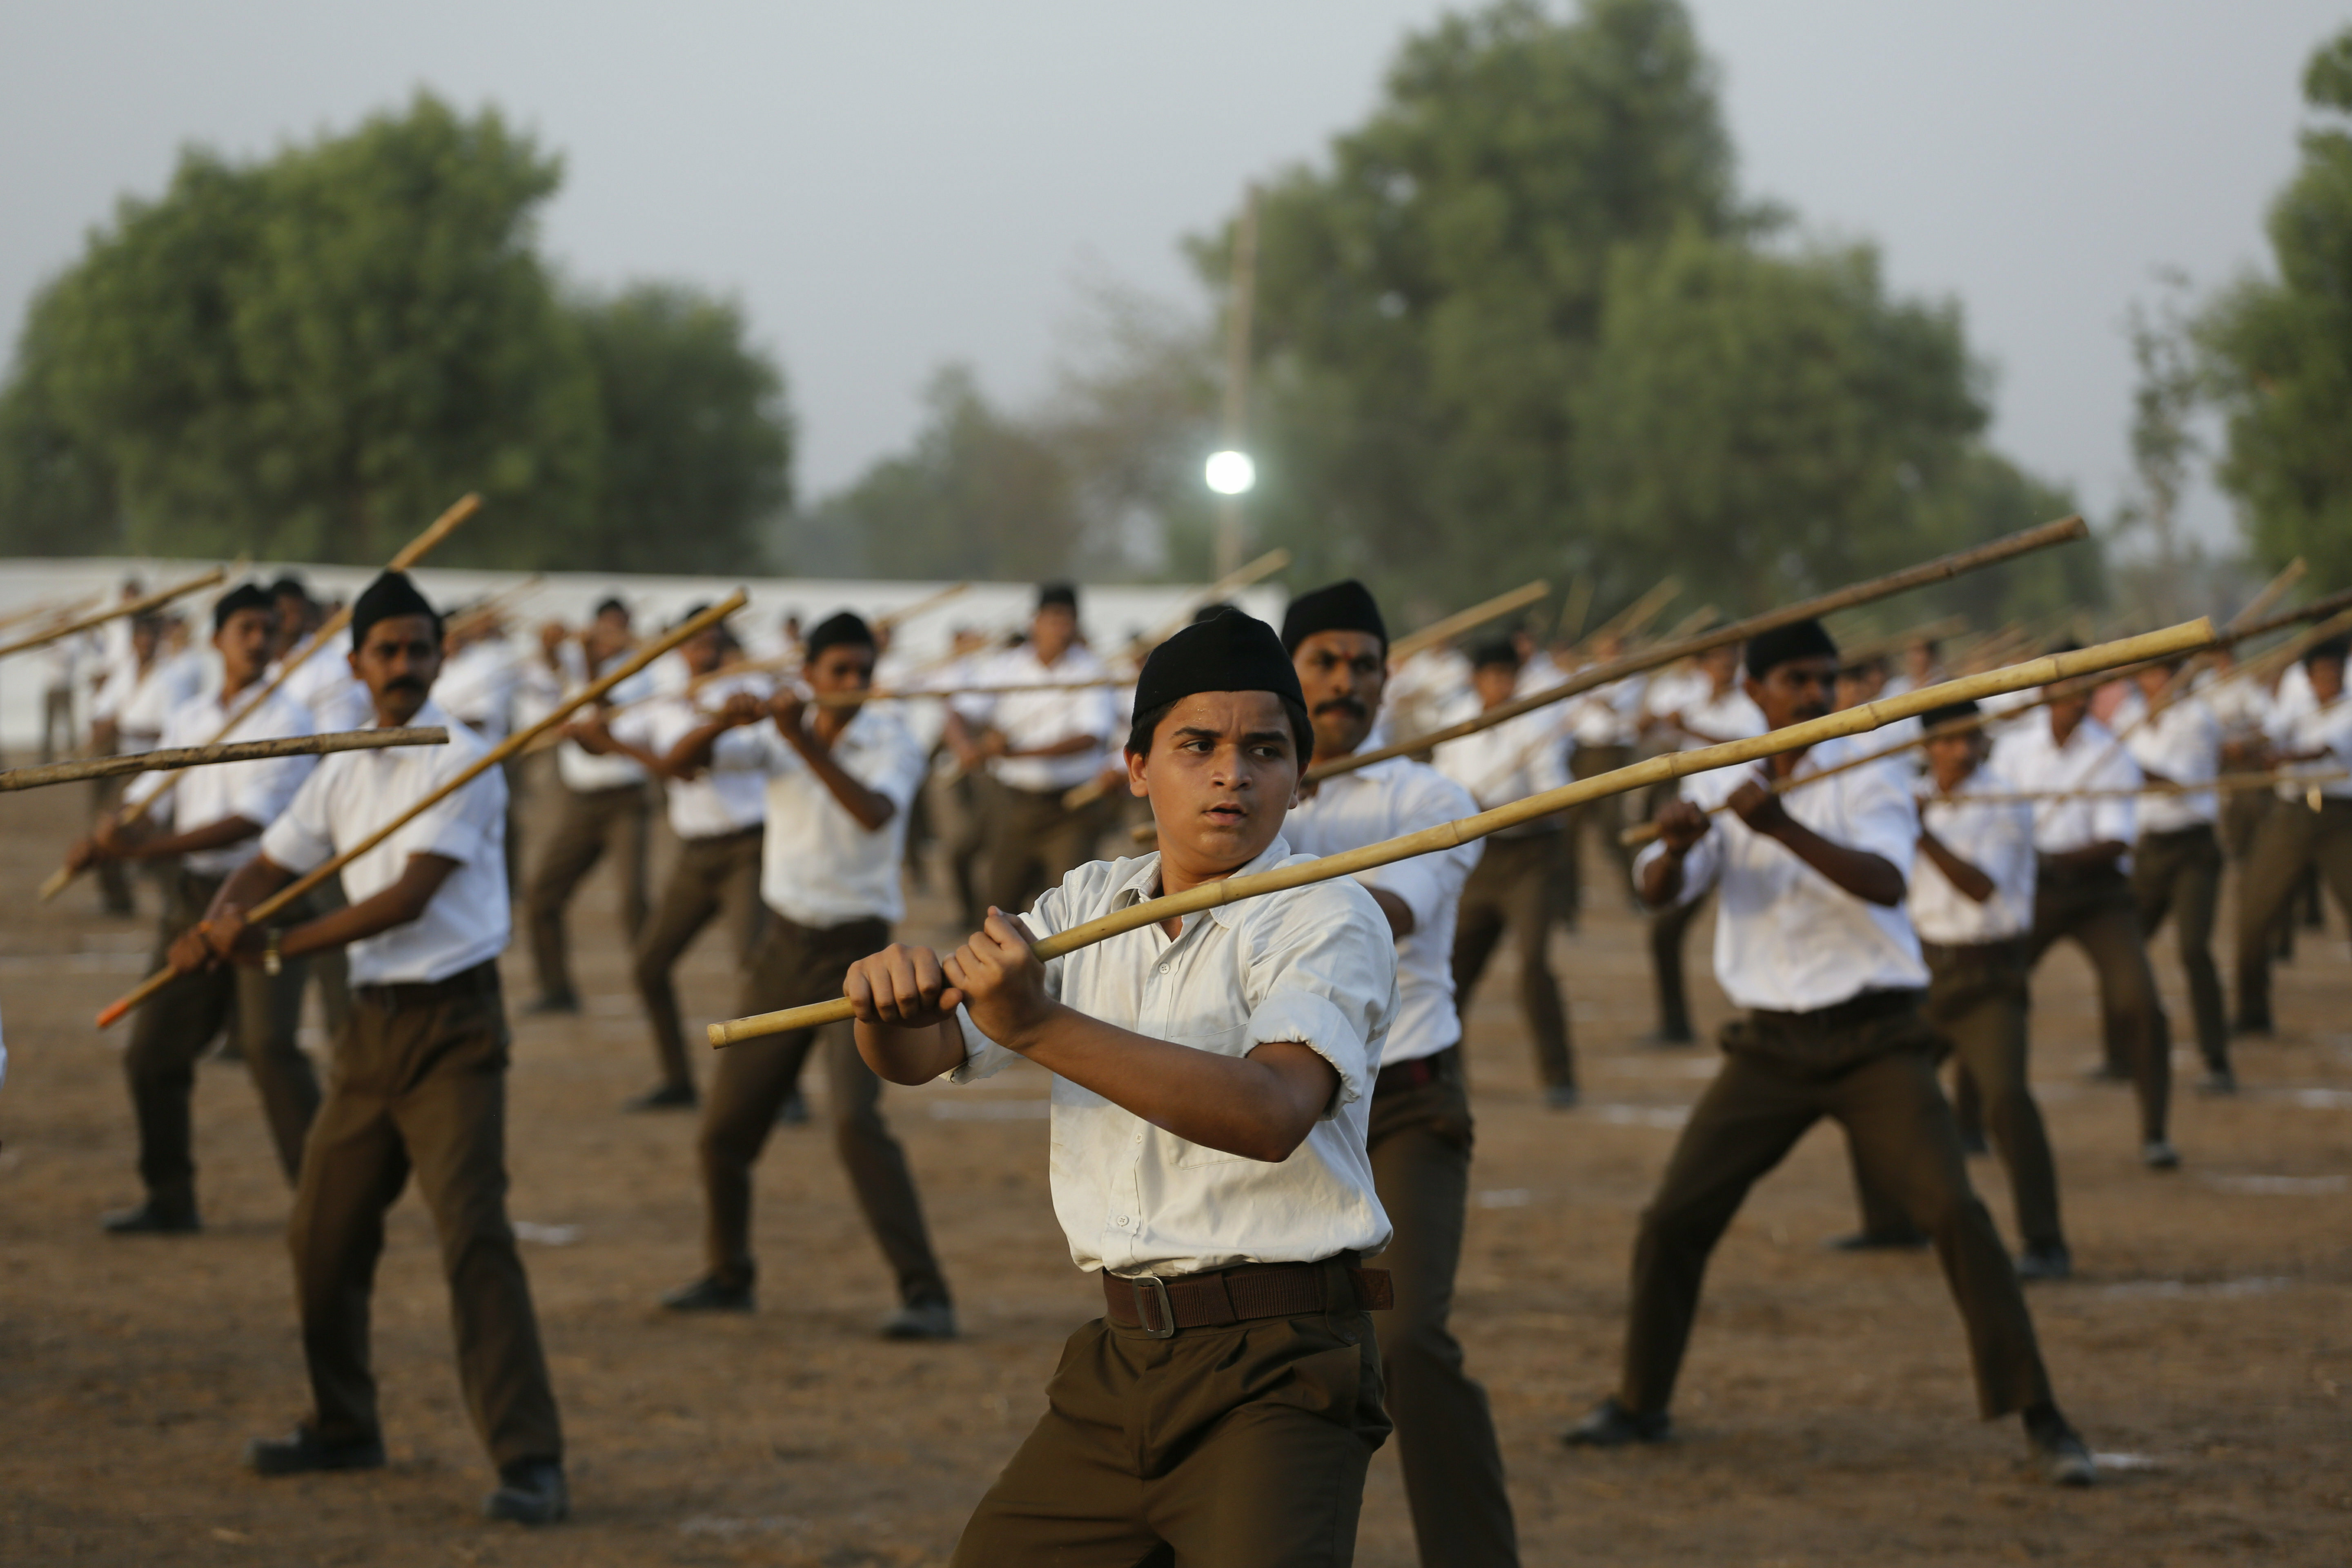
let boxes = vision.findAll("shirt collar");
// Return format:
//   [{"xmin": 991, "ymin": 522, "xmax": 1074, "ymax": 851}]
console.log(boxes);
[{"xmin": 1116, "ymin": 833, "xmax": 1295, "ymax": 932}]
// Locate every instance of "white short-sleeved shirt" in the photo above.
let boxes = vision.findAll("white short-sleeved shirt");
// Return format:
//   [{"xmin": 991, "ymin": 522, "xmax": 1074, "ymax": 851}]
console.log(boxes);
[
  {"xmin": 258, "ymin": 699, "xmax": 509, "ymax": 986},
  {"xmin": 1911, "ymin": 765, "xmax": 2037, "ymax": 945},
  {"xmin": 949, "ymin": 839, "xmax": 1398, "ymax": 1277},
  {"xmin": 613, "ymin": 684, "xmax": 769, "ymax": 840},
  {"xmin": 437, "ymin": 636, "xmax": 521, "ymax": 744},
  {"xmin": 2116, "ymin": 694, "xmax": 2221, "ymax": 833},
  {"xmin": 126, "ymin": 684, "xmax": 317, "ymax": 877},
  {"xmin": 716, "ymin": 704, "xmax": 929, "ymax": 927},
  {"xmin": 1569, "ymin": 675, "xmax": 1647, "ymax": 749},
  {"xmin": 552, "ymin": 643, "xmax": 653, "ymax": 791},
  {"xmin": 102, "ymin": 653, "xmax": 202, "ymax": 744},
  {"xmin": 2270, "ymin": 697, "xmax": 2352, "ymax": 802},
  {"xmin": 1676, "ymin": 686, "xmax": 1767, "ymax": 750},
  {"xmin": 1635, "ymin": 735, "xmax": 1929, "ymax": 1012},
  {"xmin": 274, "ymin": 641, "xmax": 373, "ymax": 734},
  {"xmin": 1285, "ymin": 757, "xmax": 1481, "ymax": 1063},
  {"xmin": 1434, "ymin": 698, "xmax": 1572, "ymax": 816},
  {"xmin": 1992, "ymin": 714, "xmax": 2140, "ymax": 865},
  {"xmin": 971, "ymin": 645, "xmax": 1117, "ymax": 793}
]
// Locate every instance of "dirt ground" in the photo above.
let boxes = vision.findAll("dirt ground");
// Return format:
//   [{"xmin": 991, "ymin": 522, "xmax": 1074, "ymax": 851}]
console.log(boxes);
[{"xmin": 2, "ymin": 775, "xmax": 2348, "ymax": 1567}]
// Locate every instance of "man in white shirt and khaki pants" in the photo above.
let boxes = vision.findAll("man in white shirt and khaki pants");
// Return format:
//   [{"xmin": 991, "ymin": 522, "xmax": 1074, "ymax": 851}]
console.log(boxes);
[
  {"xmin": 1283, "ymin": 585, "xmax": 1518, "ymax": 1568},
  {"xmin": 65, "ymin": 584, "xmax": 324, "ymax": 1234},
  {"xmin": 1568, "ymin": 620, "xmax": 2094, "ymax": 1486},
  {"xmin": 658, "ymin": 612, "xmax": 955, "ymax": 1336}
]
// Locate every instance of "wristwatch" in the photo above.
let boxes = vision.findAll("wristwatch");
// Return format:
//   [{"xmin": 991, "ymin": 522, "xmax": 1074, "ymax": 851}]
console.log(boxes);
[{"xmin": 262, "ymin": 928, "xmax": 284, "ymax": 978}]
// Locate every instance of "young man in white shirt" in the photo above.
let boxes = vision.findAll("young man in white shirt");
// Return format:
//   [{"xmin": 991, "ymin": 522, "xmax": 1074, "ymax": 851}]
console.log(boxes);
[
  {"xmin": 1641, "ymin": 642, "xmax": 1765, "ymax": 1045},
  {"xmin": 1569, "ymin": 620, "xmax": 2093, "ymax": 1487},
  {"xmin": 943, "ymin": 584, "xmax": 1117, "ymax": 917},
  {"xmin": 1437, "ymin": 638, "xmax": 1579, "ymax": 1104},
  {"xmin": 2118, "ymin": 659, "xmax": 2233, "ymax": 1090},
  {"xmin": 1841, "ymin": 700, "xmax": 2070, "ymax": 1278},
  {"xmin": 1282, "ymin": 586, "xmax": 1515, "ymax": 1568},
  {"xmin": 568, "ymin": 608, "xmax": 771, "ymax": 1111},
  {"xmin": 523, "ymin": 597, "xmax": 654, "ymax": 1013},
  {"xmin": 85, "ymin": 610, "xmax": 194, "ymax": 917},
  {"xmin": 850, "ymin": 609, "xmax": 1401, "ymax": 1565},
  {"xmin": 2234, "ymin": 637, "xmax": 2352, "ymax": 1035},
  {"xmin": 65, "ymin": 585, "xmax": 324, "ymax": 1234},
  {"xmin": 1563, "ymin": 632, "xmax": 1647, "ymax": 916},
  {"xmin": 1991, "ymin": 654, "xmax": 2176, "ymax": 1167},
  {"xmin": 657, "ymin": 612, "xmax": 956, "ymax": 1338},
  {"xmin": 164, "ymin": 571, "xmax": 568, "ymax": 1525}
]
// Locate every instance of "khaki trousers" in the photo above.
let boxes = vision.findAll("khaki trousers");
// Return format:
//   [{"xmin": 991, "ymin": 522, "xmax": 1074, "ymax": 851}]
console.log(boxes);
[
  {"xmin": 982, "ymin": 780, "xmax": 1102, "ymax": 919},
  {"xmin": 1563, "ymin": 742, "xmax": 1637, "ymax": 922},
  {"xmin": 289, "ymin": 962, "xmax": 563, "ymax": 1469},
  {"xmin": 937, "ymin": 769, "xmax": 994, "ymax": 931},
  {"xmin": 92, "ymin": 773, "xmax": 136, "ymax": 914},
  {"xmin": 523, "ymin": 780, "xmax": 650, "ymax": 1003},
  {"xmin": 951, "ymin": 1264, "xmax": 1390, "ymax": 1568},
  {"xmin": 2132, "ymin": 823, "xmax": 2228, "ymax": 1070},
  {"xmin": 1854, "ymin": 940, "xmax": 2063, "ymax": 1252},
  {"xmin": 1450, "ymin": 831, "xmax": 1575, "ymax": 1088},
  {"xmin": 632, "ymin": 826, "xmax": 764, "ymax": 1089},
  {"xmin": 1647, "ymin": 889, "xmax": 1707, "ymax": 1040},
  {"xmin": 1366, "ymin": 1051, "xmax": 1518, "ymax": 1568},
  {"xmin": 1620, "ymin": 993, "xmax": 2054, "ymax": 1420},
  {"xmin": 698, "ymin": 914, "xmax": 950, "ymax": 1305},
  {"xmin": 2027, "ymin": 861, "xmax": 2169, "ymax": 1140},
  {"xmin": 125, "ymin": 869, "xmax": 321, "ymax": 1213},
  {"xmin": 2232, "ymin": 796, "xmax": 2352, "ymax": 1031}
]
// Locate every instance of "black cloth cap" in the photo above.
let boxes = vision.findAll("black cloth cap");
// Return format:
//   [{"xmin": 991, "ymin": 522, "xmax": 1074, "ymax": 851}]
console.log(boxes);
[
  {"xmin": 1038, "ymin": 583, "xmax": 1078, "ymax": 612},
  {"xmin": 1190, "ymin": 600, "xmax": 1238, "ymax": 625},
  {"xmin": 1744, "ymin": 618, "xmax": 1839, "ymax": 680},
  {"xmin": 2308, "ymin": 635, "xmax": 2350, "ymax": 666},
  {"xmin": 806, "ymin": 611, "xmax": 875, "ymax": 660},
  {"xmin": 1134, "ymin": 608, "xmax": 1304, "ymax": 721},
  {"xmin": 1917, "ymin": 698, "xmax": 1980, "ymax": 732},
  {"xmin": 594, "ymin": 596, "xmax": 629, "ymax": 620},
  {"xmin": 349, "ymin": 571, "xmax": 441, "ymax": 650},
  {"xmin": 1468, "ymin": 636, "xmax": 1520, "ymax": 671},
  {"xmin": 212, "ymin": 583, "xmax": 275, "ymax": 634},
  {"xmin": 267, "ymin": 575, "xmax": 310, "ymax": 602},
  {"xmin": 1280, "ymin": 579, "xmax": 1388, "ymax": 653}
]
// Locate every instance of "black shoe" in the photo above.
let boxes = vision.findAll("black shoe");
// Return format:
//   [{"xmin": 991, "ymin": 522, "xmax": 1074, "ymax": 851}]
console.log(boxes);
[
  {"xmin": 102, "ymin": 1200, "xmax": 200, "ymax": 1235},
  {"xmin": 2142, "ymin": 1138, "xmax": 2181, "ymax": 1171},
  {"xmin": 485, "ymin": 1459, "xmax": 568, "ymax": 1525},
  {"xmin": 1956, "ymin": 1125, "xmax": 1990, "ymax": 1156},
  {"xmin": 1562, "ymin": 1396, "xmax": 1671, "ymax": 1448},
  {"xmin": 524, "ymin": 992, "xmax": 580, "ymax": 1016},
  {"xmin": 774, "ymin": 1091, "xmax": 810, "ymax": 1127},
  {"xmin": 1825, "ymin": 1228, "xmax": 1931, "ymax": 1253},
  {"xmin": 246, "ymin": 1426, "xmax": 386, "ymax": 1477},
  {"xmin": 2025, "ymin": 1412, "xmax": 2097, "ymax": 1487},
  {"xmin": 662, "ymin": 1275, "xmax": 754, "ymax": 1313},
  {"xmin": 880, "ymin": 1301, "xmax": 958, "ymax": 1341},
  {"xmin": 2016, "ymin": 1243, "xmax": 2072, "ymax": 1282},
  {"xmin": 2196, "ymin": 1067, "xmax": 2238, "ymax": 1096},
  {"xmin": 2085, "ymin": 1061, "xmax": 2131, "ymax": 1084},
  {"xmin": 1544, "ymin": 1083, "xmax": 1581, "ymax": 1111},
  {"xmin": 2230, "ymin": 1016, "xmax": 2273, "ymax": 1040},
  {"xmin": 624, "ymin": 1081, "xmax": 697, "ymax": 1112}
]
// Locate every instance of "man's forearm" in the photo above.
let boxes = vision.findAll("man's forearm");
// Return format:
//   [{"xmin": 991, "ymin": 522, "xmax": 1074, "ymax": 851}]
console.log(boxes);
[
  {"xmin": 133, "ymin": 815, "xmax": 263, "ymax": 861},
  {"xmin": 1008, "ymin": 1004, "xmax": 1326, "ymax": 1163},
  {"xmin": 1639, "ymin": 849, "xmax": 1686, "ymax": 909},
  {"xmin": 1764, "ymin": 820, "xmax": 1905, "ymax": 906},
  {"xmin": 1005, "ymin": 733, "xmax": 1102, "ymax": 760},
  {"xmin": 856, "ymin": 1018, "xmax": 967, "ymax": 1085}
]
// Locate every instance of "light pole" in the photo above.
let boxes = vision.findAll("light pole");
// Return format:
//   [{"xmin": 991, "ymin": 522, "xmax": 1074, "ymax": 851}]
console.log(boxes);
[{"xmin": 1212, "ymin": 184, "xmax": 1259, "ymax": 578}]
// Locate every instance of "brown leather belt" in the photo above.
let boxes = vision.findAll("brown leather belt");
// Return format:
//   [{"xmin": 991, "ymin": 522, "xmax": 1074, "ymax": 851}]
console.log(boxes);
[
  {"xmin": 1376, "ymin": 1044, "xmax": 1457, "ymax": 1097},
  {"xmin": 354, "ymin": 960, "xmax": 501, "ymax": 1014},
  {"xmin": 1101, "ymin": 1259, "xmax": 1392, "ymax": 1339}
]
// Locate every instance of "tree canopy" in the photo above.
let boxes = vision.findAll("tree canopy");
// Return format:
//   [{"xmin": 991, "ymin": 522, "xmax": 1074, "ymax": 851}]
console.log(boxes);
[
  {"xmin": 2199, "ymin": 26, "xmax": 2352, "ymax": 590},
  {"xmin": 0, "ymin": 93, "xmax": 791, "ymax": 572}
]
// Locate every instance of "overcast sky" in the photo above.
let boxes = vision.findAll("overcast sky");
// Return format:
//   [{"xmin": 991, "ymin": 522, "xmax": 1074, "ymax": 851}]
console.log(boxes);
[{"xmin": 5, "ymin": 2, "xmax": 2344, "ymax": 555}]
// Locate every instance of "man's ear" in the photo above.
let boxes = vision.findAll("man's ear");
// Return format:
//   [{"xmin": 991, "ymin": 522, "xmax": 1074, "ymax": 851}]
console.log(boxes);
[
  {"xmin": 1126, "ymin": 746, "xmax": 1150, "ymax": 798},
  {"xmin": 1742, "ymin": 673, "xmax": 1766, "ymax": 708}
]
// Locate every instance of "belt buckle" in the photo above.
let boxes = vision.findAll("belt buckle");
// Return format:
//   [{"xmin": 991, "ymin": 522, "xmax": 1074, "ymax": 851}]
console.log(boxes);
[{"xmin": 1131, "ymin": 1274, "xmax": 1176, "ymax": 1339}]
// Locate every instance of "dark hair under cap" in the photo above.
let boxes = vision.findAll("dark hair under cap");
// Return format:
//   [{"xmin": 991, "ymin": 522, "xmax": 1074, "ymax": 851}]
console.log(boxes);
[
  {"xmin": 1917, "ymin": 699, "xmax": 1980, "ymax": 733},
  {"xmin": 1038, "ymin": 583, "xmax": 1078, "ymax": 613},
  {"xmin": 1279, "ymin": 579, "xmax": 1388, "ymax": 653},
  {"xmin": 212, "ymin": 582, "xmax": 276, "ymax": 634},
  {"xmin": 1127, "ymin": 609, "xmax": 1311, "ymax": 761},
  {"xmin": 1468, "ymin": 635, "xmax": 1521, "ymax": 672},
  {"xmin": 2308, "ymin": 635, "xmax": 2350, "ymax": 666},
  {"xmin": 268, "ymin": 575, "xmax": 310, "ymax": 602},
  {"xmin": 805, "ymin": 610, "xmax": 875, "ymax": 661},
  {"xmin": 349, "ymin": 570, "xmax": 442, "ymax": 650},
  {"xmin": 595, "ymin": 596, "xmax": 629, "ymax": 620},
  {"xmin": 1743, "ymin": 618, "xmax": 1840, "ymax": 680}
]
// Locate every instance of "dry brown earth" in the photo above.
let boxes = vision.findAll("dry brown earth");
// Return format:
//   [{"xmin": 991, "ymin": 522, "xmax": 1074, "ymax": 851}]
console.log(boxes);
[{"xmin": 2, "ymin": 778, "xmax": 2348, "ymax": 1565}]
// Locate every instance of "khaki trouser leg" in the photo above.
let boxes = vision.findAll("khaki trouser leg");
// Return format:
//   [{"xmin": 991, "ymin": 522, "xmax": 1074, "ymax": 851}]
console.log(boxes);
[
  {"xmin": 1647, "ymin": 892, "xmax": 1704, "ymax": 1039},
  {"xmin": 952, "ymin": 1292, "xmax": 1389, "ymax": 1568},
  {"xmin": 2031, "ymin": 867, "xmax": 2171, "ymax": 1142},
  {"xmin": 524, "ymin": 784, "xmax": 642, "ymax": 1002},
  {"xmin": 821, "ymin": 1025, "xmax": 953, "ymax": 1307},
  {"xmin": 2134, "ymin": 826, "xmax": 2227, "ymax": 1070},
  {"xmin": 1450, "ymin": 834, "xmax": 1574, "ymax": 1085},
  {"xmin": 982, "ymin": 784, "xmax": 1094, "ymax": 919},
  {"xmin": 1367, "ymin": 1059, "xmax": 1518, "ymax": 1568},
  {"xmin": 1936, "ymin": 945, "xmax": 2062, "ymax": 1252},
  {"xmin": 2232, "ymin": 800, "xmax": 2352, "ymax": 1030},
  {"xmin": 1568, "ymin": 743, "xmax": 1636, "ymax": 911},
  {"xmin": 93, "ymin": 774, "xmax": 136, "ymax": 913},
  {"xmin": 304, "ymin": 876, "xmax": 354, "ymax": 1039},
  {"xmin": 632, "ymin": 831, "xmax": 760, "ymax": 1090}
]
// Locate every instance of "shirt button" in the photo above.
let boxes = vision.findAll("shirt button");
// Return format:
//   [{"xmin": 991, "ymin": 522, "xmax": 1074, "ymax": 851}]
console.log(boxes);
[
  {"xmin": 1132, "ymin": 1132, "xmax": 1144, "ymax": 1145},
  {"xmin": 1158, "ymin": 963, "xmax": 1169, "ymax": 974},
  {"xmin": 1115, "ymin": 1215, "xmax": 1131, "ymax": 1227}
]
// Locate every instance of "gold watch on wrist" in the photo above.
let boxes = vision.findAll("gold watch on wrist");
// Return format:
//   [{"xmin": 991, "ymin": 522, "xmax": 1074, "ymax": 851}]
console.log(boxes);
[{"xmin": 262, "ymin": 928, "xmax": 284, "ymax": 978}]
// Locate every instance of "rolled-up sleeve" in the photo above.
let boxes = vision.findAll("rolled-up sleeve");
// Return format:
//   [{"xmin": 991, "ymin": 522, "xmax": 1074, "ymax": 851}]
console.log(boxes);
[
  {"xmin": 258, "ymin": 767, "xmax": 336, "ymax": 875},
  {"xmin": 947, "ymin": 900, "xmax": 1062, "ymax": 1085},
  {"xmin": 1634, "ymin": 826, "xmax": 1721, "ymax": 908},
  {"xmin": 402, "ymin": 767, "xmax": 504, "ymax": 868},
  {"xmin": 1238, "ymin": 888, "xmax": 1396, "ymax": 1116}
]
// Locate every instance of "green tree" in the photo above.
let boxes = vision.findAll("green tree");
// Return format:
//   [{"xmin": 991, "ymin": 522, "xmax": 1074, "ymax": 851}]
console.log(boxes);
[
  {"xmin": 0, "ymin": 93, "xmax": 602, "ymax": 566},
  {"xmin": 572, "ymin": 283, "xmax": 792, "ymax": 573},
  {"xmin": 2200, "ymin": 26, "xmax": 2352, "ymax": 589},
  {"xmin": 784, "ymin": 365, "xmax": 1087, "ymax": 581}
]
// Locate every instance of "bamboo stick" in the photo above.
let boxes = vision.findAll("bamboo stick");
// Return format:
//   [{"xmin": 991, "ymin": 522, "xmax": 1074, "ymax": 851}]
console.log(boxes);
[
  {"xmin": 708, "ymin": 617, "xmax": 2209, "ymax": 1046},
  {"xmin": 0, "ymin": 728, "xmax": 448, "ymax": 793},
  {"xmin": 1385, "ymin": 581, "xmax": 1551, "ymax": 663},
  {"xmin": 1582, "ymin": 577, "xmax": 1682, "ymax": 651},
  {"xmin": 1115, "ymin": 549, "xmax": 1293, "ymax": 665},
  {"xmin": 874, "ymin": 581, "xmax": 971, "ymax": 633},
  {"xmin": 1301, "ymin": 515, "xmax": 2088, "ymax": 785},
  {"xmin": 1939, "ymin": 768, "xmax": 2346, "ymax": 807},
  {"xmin": 445, "ymin": 574, "xmax": 546, "ymax": 634},
  {"xmin": 39, "ymin": 496, "xmax": 482, "ymax": 903},
  {"xmin": 1556, "ymin": 577, "xmax": 1594, "ymax": 646},
  {"xmin": 2224, "ymin": 584, "xmax": 2352, "ymax": 647},
  {"xmin": 0, "ymin": 589, "xmax": 108, "ymax": 636},
  {"xmin": 0, "ymin": 565, "xmax": 232, "ymax": 662},
  {"xmin": 96, "ymin": 592, "xmax": 748, "ymax": 1030},
  {"xmin": 2226, "ymin": 558, "xmax": 2307, "ymax": 632},
  {"xmin": 1830, "ymin": 614, "xmax": 1972, "ymax": 670}
]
